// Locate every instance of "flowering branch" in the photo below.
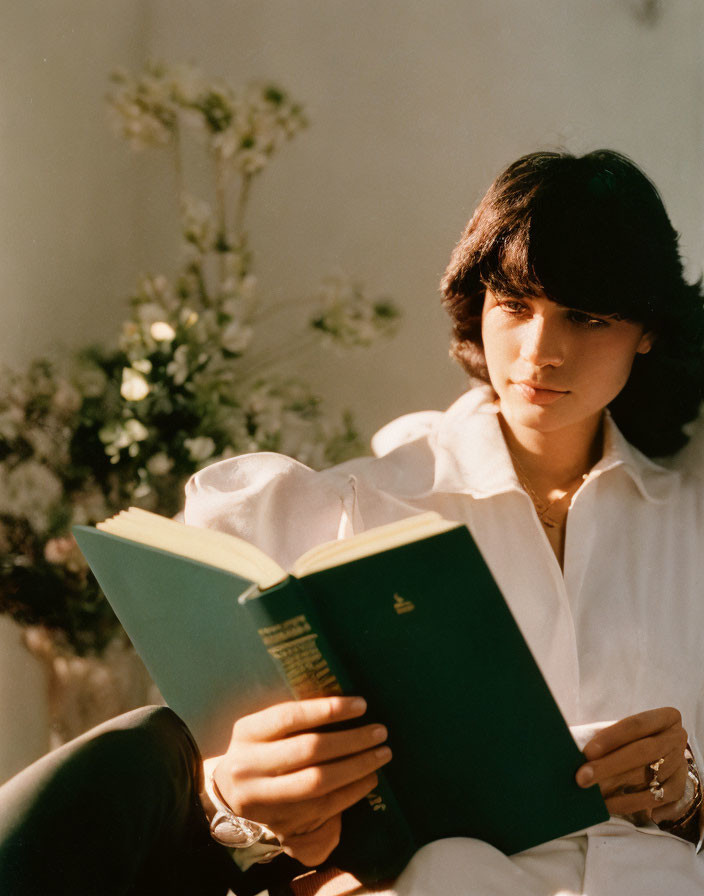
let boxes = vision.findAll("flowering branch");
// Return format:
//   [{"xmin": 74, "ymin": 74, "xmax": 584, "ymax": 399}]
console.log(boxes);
[{"xmin": 0, "ymin": 62, "xmax": 400, "ymax": 656}]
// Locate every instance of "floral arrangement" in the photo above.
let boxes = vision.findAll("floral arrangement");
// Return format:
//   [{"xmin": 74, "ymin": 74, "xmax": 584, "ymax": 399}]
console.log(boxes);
[{"xmin": 0, "ymin": 63, "xmax": 399, "ymax": 657}]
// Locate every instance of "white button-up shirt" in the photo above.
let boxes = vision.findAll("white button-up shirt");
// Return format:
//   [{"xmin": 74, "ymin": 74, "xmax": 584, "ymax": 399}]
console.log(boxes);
[{"xmin": 185, "ymin": 385, "xmax": 704, "ymax": 894}]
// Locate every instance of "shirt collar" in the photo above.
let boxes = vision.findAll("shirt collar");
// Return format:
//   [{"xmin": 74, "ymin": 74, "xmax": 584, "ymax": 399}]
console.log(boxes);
[{"xmin": 430, "ymin": 385, "xmax": 679, "ymax": 504}]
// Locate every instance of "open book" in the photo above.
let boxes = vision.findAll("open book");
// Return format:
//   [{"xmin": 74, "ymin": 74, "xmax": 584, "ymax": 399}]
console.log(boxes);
[
  {"xmin": 96, "ymin": 506, "xmax": 459, "ymax": 586},
  {"xmin": 74, "ymin": 509, "xmax": 607, "ymax": 884}
]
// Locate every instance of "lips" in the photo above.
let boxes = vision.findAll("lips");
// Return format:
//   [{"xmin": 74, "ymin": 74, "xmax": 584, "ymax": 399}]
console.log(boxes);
[{"xmin": 513, "ymin": 381, "xmax": 568, "ymax": 406}]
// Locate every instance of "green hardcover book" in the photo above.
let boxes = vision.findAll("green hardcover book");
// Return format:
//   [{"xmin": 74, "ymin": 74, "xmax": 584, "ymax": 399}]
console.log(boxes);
[{"xmin": 73, "ymin": 508, "xmax": 607, "ymax": 884}]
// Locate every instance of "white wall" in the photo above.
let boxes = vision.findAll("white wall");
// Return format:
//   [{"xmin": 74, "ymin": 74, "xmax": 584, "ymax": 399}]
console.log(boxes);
[
  {"xmin": 0, "ymin": 1, "xmax": 152, "ymax": 369},
  {"xmin": 145, "ymin": 0, "xmax": 704, "ymax": 432},
  {"xmin": 0, "ymin": 0, "xmax": 150, "ymax": 784},
  {"xmin": 1, "ymin": 0, "xmax": 703, "ymax": 781}
]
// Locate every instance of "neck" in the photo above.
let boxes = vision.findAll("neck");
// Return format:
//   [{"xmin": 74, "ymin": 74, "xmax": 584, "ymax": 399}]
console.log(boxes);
[{"xmin": 498, "ymin": 412, "xmax": 604, "ymax": 495}]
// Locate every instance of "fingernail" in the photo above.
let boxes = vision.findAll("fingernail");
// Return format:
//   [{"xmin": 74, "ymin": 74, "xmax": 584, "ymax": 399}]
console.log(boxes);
[
  {"xmin": 375, "ymin": 746, "xmax": 392, "ymax": 761},
  {"xmin": 371, "ymin": 725, "xmax": 387, "ymax": 743},
  {"xmin": 577, "ymin": 766, "xmax": 593, "ymax": 787},
  {"xmin": 350, "ymin": 698, "xmax": 367, "ymax": 713}
]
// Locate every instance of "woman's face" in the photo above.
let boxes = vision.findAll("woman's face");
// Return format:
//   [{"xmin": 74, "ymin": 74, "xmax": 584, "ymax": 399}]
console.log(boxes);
[{"xmin": 481, "ymin": 289, "xmax": 653, "ymax": 438}]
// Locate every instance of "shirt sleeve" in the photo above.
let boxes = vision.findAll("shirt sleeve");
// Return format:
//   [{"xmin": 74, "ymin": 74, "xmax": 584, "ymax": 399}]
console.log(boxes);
[
  {"xmin": 371, "ymin": 410, "xmax": 444, "ymax": 457},
  {"xmin": 183, "ymin": 451, "xmax": 359, "ymax": 571}
]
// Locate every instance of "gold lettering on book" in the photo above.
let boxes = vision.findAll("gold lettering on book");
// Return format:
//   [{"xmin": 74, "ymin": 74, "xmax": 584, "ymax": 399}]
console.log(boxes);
[
  {"xmin": 259, "ymin": 616, "xmax": 343, "ymax": 699},
  {"xmin": 259, "ymin": 615, "xmax": 312, "ymax": 647},
  {"xmin": 393, "ymin": 593, "xmax": 415, "ymax": 615},
  {"xmin": 366, "ymin": 791, "xmax": 387, "ymax": 812}
]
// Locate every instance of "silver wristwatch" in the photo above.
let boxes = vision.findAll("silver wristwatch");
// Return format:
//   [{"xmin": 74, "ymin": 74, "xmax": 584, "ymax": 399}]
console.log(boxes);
[{"xmin": 204, "ymin": 768, "xmax": 283, "ymax": 862}]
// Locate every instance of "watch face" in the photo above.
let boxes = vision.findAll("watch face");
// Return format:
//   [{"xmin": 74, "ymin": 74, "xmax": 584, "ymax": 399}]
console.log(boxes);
[{"xmin": 211, "ymin": 810, "xmax": 265, "ymax": 848}]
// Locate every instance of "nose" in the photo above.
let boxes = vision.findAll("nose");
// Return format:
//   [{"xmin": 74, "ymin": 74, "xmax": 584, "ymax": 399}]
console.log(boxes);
[{"xmin": 519, "ymin": 315, "xmax": 565, "ymax": 368}]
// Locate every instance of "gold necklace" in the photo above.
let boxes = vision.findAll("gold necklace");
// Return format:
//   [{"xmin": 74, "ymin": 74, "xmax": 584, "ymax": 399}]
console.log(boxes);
[{"xmin": 508, "ymin": 450, "xmax": 587, "ymax": 529}]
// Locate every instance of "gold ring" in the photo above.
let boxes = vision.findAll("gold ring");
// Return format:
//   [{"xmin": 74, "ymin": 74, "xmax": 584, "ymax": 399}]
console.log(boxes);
[
  {"xmin": 649, "ymin": 758, "xmax": 665, "ymax": 775},
  {"xmin": 648, "ymin": 757, "xmax": 665, "ymax": 800}
]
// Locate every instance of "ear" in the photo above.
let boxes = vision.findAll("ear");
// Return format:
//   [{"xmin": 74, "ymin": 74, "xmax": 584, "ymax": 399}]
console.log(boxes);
[{"xmin": 636, "ymin": 331, "xmax": 655, "ymax": 355}]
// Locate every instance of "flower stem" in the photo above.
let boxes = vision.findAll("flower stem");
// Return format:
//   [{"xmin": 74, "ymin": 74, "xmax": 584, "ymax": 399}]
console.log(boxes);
[
  {"xmin": 173, "ymin": 121, "xmax": 185, "ymax": 208},
  {"xmin": 214, "ymin": 153, "xmax": 228, "ymax": 287},
  {"xmin": 234, "ymin": 174, "xmax": 252, "ymax": 245}
]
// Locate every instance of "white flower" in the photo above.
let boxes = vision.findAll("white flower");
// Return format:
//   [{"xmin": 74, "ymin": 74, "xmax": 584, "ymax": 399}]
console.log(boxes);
[
  {"xmin": 167, "ymin": 344, "xmax": 190, "ymax": 385},
  {"xmin": 221, "ymin": 322, "xmax": 253, "ymax": 353},
  {"xmin": 220, "ymin": 297, "xmax": 240, "ymax": 318},
  {"xmin": 181, "ymin": 195, "xmax": 214, "ymax": 252},
  {"xmin": 146, "ymin": 452, "xmax": 174, "ymax": 476},
  {"xmin": 99, "ymin": 418, "xmax": 149, "ymax": 461},
  {"xmin": 189, "ymin": 309, "xmax": 218, "ymax": 345},
  {"xmin": 0, "ymin": 461, "xmax": 63, "ymax": 534},
  {"xmin": 132, "ymin": 480, "xmax": 152, "ymax": 498},
  {"xmin": 134, "ymin": 275, "xmax": 176, "ymax": 311},
  {"xmin": 151, "ymin": 274, "xmax": 170, "ymax": 295},
  {"xmin": 248, "ymin": 388, "xmax": 284, "ymax": 435},
  {"xmin": 180, "ymin": 309, "xmax": 199, "ymax": 328},
  {"xmin": 238, "ymin": 148, "xmax": 269, "ymax": 176},
  {"xmin": 0, "ymin": 410, "xmax": 19, "ymax": 441},
  {"xmin": 184, "ymin": 436, "xmax": 216, "ymax": 462},
  {"xmin": 150, "ymin": 321, "xmax": 176, "ymax": 342},
  {"xmin": 121, "ymin": 368, "xmax": 151, "ymax": 401},
  {"xmin": 211, "ymin": 127, "xmax": 238, "ymax": 161},
  {"xmin": 26, "ymin": 425, "xmax": 59, "ymax": 461},
  {"xmin": 107, "ymin": 65, "xmax": 177, "ymax": 150},
  {"xmin": 136, "ymin": 302, "xmax": 168, "ymax": 329},
  {"xmin": 311, "ymin": 276, "xmax": 400, "ymax": 348},
  {"xmin": 51, "ymin": 379, "xmax": 82, "ymax": 415},
  {"xmin": 125, "ymin": 419, "xmax": 149, "ymax": 441}
]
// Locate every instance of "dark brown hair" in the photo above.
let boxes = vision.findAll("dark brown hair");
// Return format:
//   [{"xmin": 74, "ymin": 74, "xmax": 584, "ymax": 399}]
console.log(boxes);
[{"xmin": 440, "ymin": 149, "xmax": 704, "ymax": 456}]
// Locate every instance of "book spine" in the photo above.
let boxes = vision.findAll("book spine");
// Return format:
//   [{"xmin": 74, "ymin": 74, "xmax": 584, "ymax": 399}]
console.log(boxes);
[{"xmin": 242, "ymin": 578, "xmax": 416, "ymax": 884}]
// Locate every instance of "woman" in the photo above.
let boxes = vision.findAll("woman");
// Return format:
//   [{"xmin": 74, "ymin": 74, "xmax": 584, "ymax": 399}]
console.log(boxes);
[
  {"xmin": 1, "ymin": 150, "xmax": 703, "ymax": 895},
  {"xmin": 184, "ymin": 150, "xmax": 704, "ymax": 894}
]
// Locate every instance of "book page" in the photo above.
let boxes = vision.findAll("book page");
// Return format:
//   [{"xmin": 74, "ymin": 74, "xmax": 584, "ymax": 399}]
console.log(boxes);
[
  {"xmin": 97, "ymin": 508, "xmax": 288, "ymax": 589},
  {"xmin": 291, "ymin": 512, "xmax": 460, "ymax": 577}
]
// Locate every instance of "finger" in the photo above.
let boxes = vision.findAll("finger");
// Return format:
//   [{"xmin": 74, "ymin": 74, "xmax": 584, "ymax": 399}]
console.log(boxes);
[
  {"xmin": 583, "ymin": 707, "xmax": 682, "ymax": 760},
  {"xmin": 237, "ymin": 724, "xmax": 388, "ymax": 775},
  {"xmin": 604, "ymin": 763, "xmax": 688, "ymax": 817},
  {"xmin": 233, "ymin": 697, "xmax": 368, "ymax": 742},
  {"xmin": 596, "ymin": 746, "xmax": 685, "ymax": 797},
  {"xmin": 246, "ymin": 744, "xmax": 392, "ymax": 806},
  {"xmin": 268, "ymin": 772, "xmax": 380, "ymax": 835},
  {"xmin": 652, "ymin": 766, "xmax": 693, "ymax": 824},
  {"xmin": 577, "ymin": 726, "xmax": 686, "ymax": 787},
  {"xmin": 280, "ymin": 813, "xmax": 342, "ymax": 867}
]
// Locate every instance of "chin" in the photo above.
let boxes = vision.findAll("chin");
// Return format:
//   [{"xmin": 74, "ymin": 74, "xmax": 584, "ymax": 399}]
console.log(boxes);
[{"xmin": 503, "ymin": 400, "xmax": 575, "ymax": 435}]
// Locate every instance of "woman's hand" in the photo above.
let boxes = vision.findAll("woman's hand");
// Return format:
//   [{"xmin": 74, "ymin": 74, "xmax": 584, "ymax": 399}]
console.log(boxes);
[
  {"xmin": 576, "ymin": 706, "xmax": 689, "ymax": 823},
  {"xmin": 213, "ymin": 696, "xmax": 391, "ymax": 867}
]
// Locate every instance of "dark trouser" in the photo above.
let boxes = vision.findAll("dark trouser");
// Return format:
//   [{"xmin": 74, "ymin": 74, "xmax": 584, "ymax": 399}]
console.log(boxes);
[{"xmin": 0, "ymin": 706, "xmax": 257, "ymax": 895}]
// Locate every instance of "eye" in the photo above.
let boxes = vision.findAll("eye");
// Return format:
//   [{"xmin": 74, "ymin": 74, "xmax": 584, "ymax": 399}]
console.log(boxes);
[
  {"xmin": 567, "ymin": 309, "xmax": 610, "ymax": 329},
  {"xmin": 497, "ymin": 299, "xmax": 529, "ymax": 316}
]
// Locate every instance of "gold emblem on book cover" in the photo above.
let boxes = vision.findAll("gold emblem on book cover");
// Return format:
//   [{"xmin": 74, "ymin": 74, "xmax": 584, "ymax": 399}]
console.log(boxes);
[
  {"xmin": 367, "ymin": 792, "xmax": 387, "ymax": 812},
  {"xmin": 393, "ymin": 593, "xmax": 415, "ymax": 615}
]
